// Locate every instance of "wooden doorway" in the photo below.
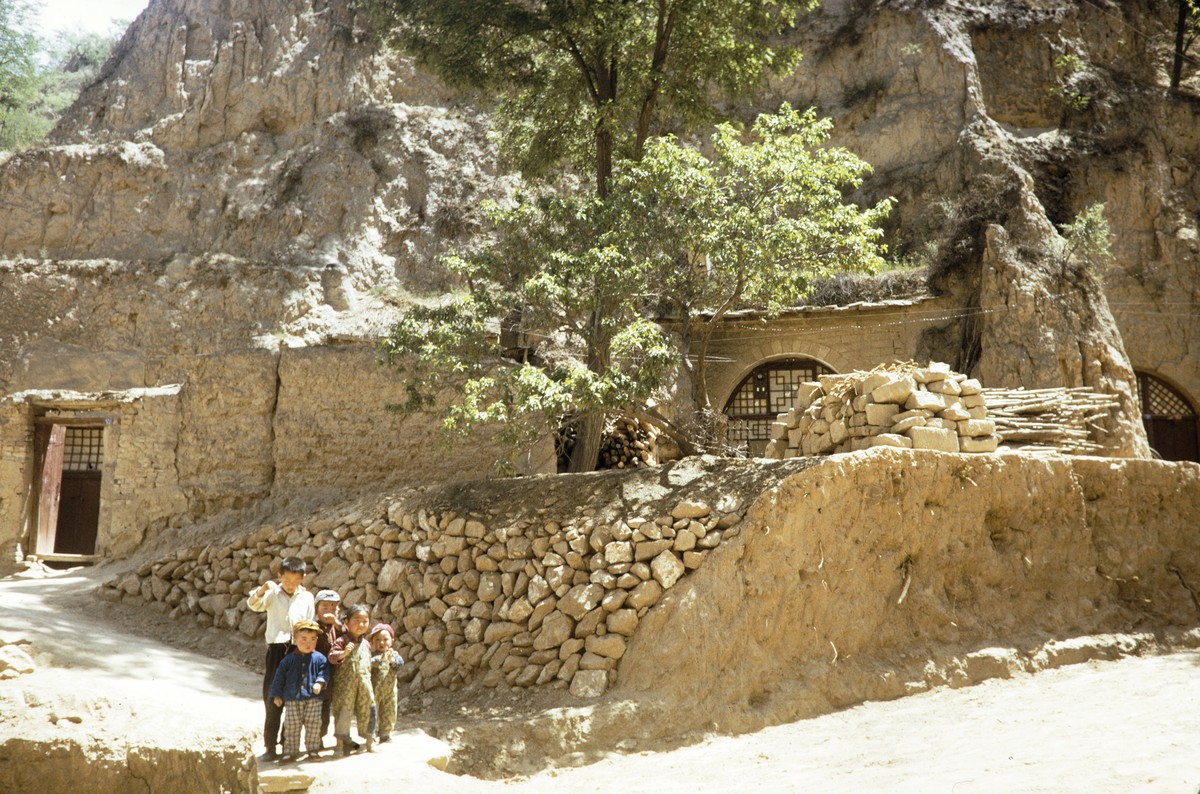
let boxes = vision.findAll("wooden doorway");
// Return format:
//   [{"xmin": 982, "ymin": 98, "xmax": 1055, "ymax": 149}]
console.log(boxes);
[
  {"xmin": 1135, "ymin": 372, "xmax": 1199, "ymax": 463},
  {"xmin": 35, "ymin": 421, "xmax": 105, "ymax": 559}
]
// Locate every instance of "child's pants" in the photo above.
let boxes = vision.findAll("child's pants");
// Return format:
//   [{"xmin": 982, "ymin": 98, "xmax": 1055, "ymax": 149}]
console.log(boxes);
[
  {"xmin": 282, "ymin": 699, "xmax": 323, "ymax": 756},
  {"xmin": 334, "ymin": 702, "xmax": 376, "ymax": 742}
]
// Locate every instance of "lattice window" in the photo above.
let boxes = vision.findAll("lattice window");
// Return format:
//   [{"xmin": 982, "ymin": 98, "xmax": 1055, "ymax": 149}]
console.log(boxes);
[
  {"xmin": 724, "ymin": 358, "xmax": 834, "ymax": 456},
  {"xmin": 62, "ymin": 427, "xmax": 104, "ymax": 472},
  {"xmin": 1136, "ymin": 372, "xmax": 1196, "ymax": 420}
]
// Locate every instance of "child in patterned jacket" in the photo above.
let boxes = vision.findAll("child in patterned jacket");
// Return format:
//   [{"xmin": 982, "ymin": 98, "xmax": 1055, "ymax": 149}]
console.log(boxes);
[
  {"xmin": 367, "ymin": 623, "xmax": 404, "ymax": 743},
  {"xmin": 327, "ymin": 604, "xmax": 376, "ymax": 755}
]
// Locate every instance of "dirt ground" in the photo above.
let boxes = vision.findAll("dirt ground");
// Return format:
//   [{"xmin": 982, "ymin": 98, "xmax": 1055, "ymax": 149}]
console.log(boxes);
[{"xmin": 2, "ymin": 565, "xmax": 1198, "ymax": 793}]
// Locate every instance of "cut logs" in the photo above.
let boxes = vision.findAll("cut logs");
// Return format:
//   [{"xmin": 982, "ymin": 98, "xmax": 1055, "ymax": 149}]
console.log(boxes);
[{"xmin": 982, "ymin": 387, "xmax": 1121, "ymax": 455}]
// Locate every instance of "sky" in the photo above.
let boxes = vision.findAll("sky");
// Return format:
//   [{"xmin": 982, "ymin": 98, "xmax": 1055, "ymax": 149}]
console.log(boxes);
[{"xmin": 34, "ymin": 0, "xmax": 151, "ymax": 38}]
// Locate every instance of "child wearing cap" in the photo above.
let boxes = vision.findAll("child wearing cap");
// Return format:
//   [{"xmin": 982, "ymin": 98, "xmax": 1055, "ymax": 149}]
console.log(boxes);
[
  {"xmin": 313, "ymin": 589, "xmax": 342, "ymax": 743},
  {"xmin": 367, "ymin": 623, "xmax": 404, "ymax": 743},
  {"xmin": 268, "ymin": 619, "xmax": 330, "ymax": 761}
]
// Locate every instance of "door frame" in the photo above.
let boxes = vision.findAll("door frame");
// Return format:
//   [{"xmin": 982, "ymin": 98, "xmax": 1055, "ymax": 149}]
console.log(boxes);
[{"xmin": 31, "ymin": 415, "xmax": 110, "ymax": 563}]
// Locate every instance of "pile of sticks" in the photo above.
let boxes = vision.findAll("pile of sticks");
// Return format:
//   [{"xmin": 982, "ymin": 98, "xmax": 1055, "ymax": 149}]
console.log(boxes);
[
  {"xmin": 984, "ymin": 386, "xmax": 1120, "ymax": 454},
  {"xmin": 599, "ymin": 415, "xmax": 658, "ymax": 469}
]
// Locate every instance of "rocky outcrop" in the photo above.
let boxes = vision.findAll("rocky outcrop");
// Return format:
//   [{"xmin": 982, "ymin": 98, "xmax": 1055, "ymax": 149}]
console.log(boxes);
[
  {"xmin": 761, "ymin": 1, "xmax": 1182, "ymax": 456},
  {"xmin": 0, "ymin": 0, "xmax": 511, "ymax": 292}
]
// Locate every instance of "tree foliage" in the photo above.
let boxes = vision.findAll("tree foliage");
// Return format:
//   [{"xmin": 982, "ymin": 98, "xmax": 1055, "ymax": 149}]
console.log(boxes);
[
  {"xmin": 357, "ymin": 0, "xmax": 816, "ymax": 193},
  {"xmin": 381, "ymin": 105, "xmax": 892, "ymax": 466},
  {"xmin": 615, "ymin": 104, "xmax": 893, "ymax": 407},
  {"xmin": 0, "ymin": 6, "xmax": 123, "ymax": 151},
  {"xmin": 0, "ymin": 0, "xmax": 41, "ymax": 149}
]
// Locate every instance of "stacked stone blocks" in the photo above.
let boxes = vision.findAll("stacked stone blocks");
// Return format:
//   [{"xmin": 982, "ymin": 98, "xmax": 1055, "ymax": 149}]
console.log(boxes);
[{"xmin": 763, "ymin": 362, "xmax": 1002, "ymax": 458}]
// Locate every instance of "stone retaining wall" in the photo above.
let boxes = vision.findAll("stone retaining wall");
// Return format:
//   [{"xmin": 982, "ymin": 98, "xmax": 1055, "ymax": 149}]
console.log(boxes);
[{"xmin": 102, "ymin": 462, "xmax": 757, "ymax": 698}]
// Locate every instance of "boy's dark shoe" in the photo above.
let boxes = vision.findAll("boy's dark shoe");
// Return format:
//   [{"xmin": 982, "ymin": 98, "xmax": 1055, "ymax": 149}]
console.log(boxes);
[{"xmin": 257, "ymin": 749, "xmax": 278, "ymax": 762}]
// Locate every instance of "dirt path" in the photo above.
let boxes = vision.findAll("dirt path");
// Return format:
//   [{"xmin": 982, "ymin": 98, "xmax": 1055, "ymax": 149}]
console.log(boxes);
[{"xmin": 3, "ymin": 568, "xmax": 1199, "ymax": 793}]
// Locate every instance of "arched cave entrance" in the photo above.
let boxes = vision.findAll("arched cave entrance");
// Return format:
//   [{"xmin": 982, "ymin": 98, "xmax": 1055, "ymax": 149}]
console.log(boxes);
[
  {"xmin": 1135, "ymin": 371, "xmax": 1199, "ymax": 462},
  {"xmin": 723, "ymin": 357, "xmax": 834, "ymax": 457}
]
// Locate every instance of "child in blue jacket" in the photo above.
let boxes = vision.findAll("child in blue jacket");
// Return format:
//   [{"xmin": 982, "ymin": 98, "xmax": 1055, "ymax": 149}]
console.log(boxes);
[{"xmin": 269, "ymin": 619, "xmax": 330, "ymax": 761}]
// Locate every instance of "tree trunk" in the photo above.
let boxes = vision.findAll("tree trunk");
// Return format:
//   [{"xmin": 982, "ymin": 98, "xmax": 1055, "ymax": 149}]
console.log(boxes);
[
  {"xmin": 1173, "ymin": 0, "xmax": 1188, "ymax": 91},
  {"xmin": 596, "ymin": 124, "xmax": 613, "ymax": 198},
  {"xmin": 567, "ymin": 411, "xmax": 605, "ymax": 472}
]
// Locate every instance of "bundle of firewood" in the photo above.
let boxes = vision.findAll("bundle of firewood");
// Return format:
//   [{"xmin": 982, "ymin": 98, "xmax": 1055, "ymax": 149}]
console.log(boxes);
[
  {"xmin": 983, "ymin": 386, "xmax": 1120, "ymax": 455},
  {"xmin": 599, "ymin": 415, "xmax": 658, "ymax": 469}
]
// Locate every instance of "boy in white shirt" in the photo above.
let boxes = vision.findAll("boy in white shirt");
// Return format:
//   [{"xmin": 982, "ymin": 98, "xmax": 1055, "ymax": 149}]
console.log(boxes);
[{"xmin": 247, "ymin": 555, "xmax": 315, "ymax": 761}]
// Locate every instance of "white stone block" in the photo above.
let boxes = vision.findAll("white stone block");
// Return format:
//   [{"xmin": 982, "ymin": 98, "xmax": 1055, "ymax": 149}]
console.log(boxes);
[
  {"xmin": 907, "ymin": 425, "xmax": 960, "ymax": 452},
  {"xmin": 940, "ymin": 404, "xmax": 971, "ymax": 422},
  {"xmin": 569, "ymin": 669, "xmax": 609, "ymax": 698},
  {"xmin": 870, "ymin": 376, "xmax": 917, "ymax": 405},
  {"xmin": 914, "ymin": 361, "xmax": 952, "ymax": 383},
  {"xmin": 870, "ymin": 433, "xmax": 913, "ymax": 449},
  {"xmin": 927, "ymin": 377, "xmax": 962, "ymax": 395},
  {"xmin": 968, "ymin": 406, "xmax": 989, "ymax": 420},
  {"xmin": 957, "ymin": 419, "xmax": 996, "ymax": 437},
  {"xmin": 858, "ymin": 372, "xmax": 893, "ymax": 396},
  {"xmin": 829, "ymin": 419, "xmax": 849, "ymax": 445},
  {"xmin": 891, "ymin": 415, "xmax": 927, "ymax": 434},
  {"xmin": 794, "ymin": 382, "xmax": 823, "ymax": 407},
  {"xmin": 905, "ymin": 389, "xmax": 947, "ymax": 412},
  {"xmin": 959, "ymin": 378, "xmax": 983, "ymax": 396},
  {"xmin": 961, "ymin": 393, "xmax": 985, "ymax": 408},
  {"xmin": 865, "ymin": 402, "xmax": 900, "ymax": 426},
  {"xmin": 960, "ymin": 434, "xmax": 1001, "ymax": 453}
]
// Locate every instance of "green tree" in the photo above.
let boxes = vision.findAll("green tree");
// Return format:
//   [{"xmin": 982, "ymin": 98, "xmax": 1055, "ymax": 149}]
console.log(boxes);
[
  {"xmin": 0, "ymin": 11, "xmax": 123, "ymax": 151},
  {"xmin": 358, "ymin": 0, "xmax": 815, "ymax": 195},
  {"xmin": 381, "ymin": 106, "xmax": 892, "ymax": 469},
  {"xmin": 616, "ymin": 104, "xmax": 893, "ymax": 414},
  {"xmin": 364, "ymin": 0, "xmax": 821, "ymax": 471},
  {"xmin": 0, "ymin": 0, "xmax": 42, "ymax": 149}
]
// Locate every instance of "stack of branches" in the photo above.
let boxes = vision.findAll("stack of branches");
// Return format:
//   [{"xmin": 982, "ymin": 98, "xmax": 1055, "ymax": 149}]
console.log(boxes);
[
  {"xmin": 983, "ymin": 386, "xmax": 1120, "ymax": 455},
  {"xmin": 599, "ymin": 415, "xmax": 659, "ymax": 470}
]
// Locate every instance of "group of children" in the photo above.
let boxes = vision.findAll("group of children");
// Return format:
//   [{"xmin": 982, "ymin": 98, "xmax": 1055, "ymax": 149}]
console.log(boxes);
[{"xmin": 247, "ymin": 556, "xmax": 404, "ymax": 762}]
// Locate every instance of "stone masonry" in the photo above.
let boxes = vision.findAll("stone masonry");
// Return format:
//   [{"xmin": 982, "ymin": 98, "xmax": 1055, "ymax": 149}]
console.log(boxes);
[
  {"xmin": 763, "ymin": 361, "xmax": 1001, "ymax": 458},
  {"xmin": 102, "ymin": 486, "xmax": 746, "ymax": 699}
]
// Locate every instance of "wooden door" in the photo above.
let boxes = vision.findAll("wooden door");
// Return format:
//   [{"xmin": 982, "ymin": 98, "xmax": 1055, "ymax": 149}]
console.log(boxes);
[{"xmin": 35, "ymin": 424, "xmax": 67, "ymax": 555}]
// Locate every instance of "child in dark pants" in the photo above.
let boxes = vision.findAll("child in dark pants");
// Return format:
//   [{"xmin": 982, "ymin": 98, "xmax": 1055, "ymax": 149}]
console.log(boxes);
[
  {"xmin": 247, "ymin": 556, "xmax": 314, "ymax": 761},
  {"xmin": 313, "ymin": 589, "xmax": 343, "ymax": 746},
  {"xmin": 269, "ymin": 619, "xmax": 330, "ymax": 761}
]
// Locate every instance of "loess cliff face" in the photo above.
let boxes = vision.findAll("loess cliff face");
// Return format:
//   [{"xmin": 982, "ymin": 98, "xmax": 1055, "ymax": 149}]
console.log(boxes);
[
  {"xmin": 1, "ymin": 0, "xmax": 1197, "ymax": 441},
  {"xmin": 1, "ymin": 0, "xmax": 509, "ymax": 304},
  {"xmin": 765, "ymin": 0, "xmax": 1199, "ymax": 456}
]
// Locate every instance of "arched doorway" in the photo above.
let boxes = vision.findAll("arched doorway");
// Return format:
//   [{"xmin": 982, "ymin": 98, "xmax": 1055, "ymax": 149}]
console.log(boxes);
[
  {"xmin": 723, "ymin": 357, "xmax": 834, "ymax": 456},
  {"xmin": 1135, "ymin": 371, "xmax": 1199, "ymax": 462}
]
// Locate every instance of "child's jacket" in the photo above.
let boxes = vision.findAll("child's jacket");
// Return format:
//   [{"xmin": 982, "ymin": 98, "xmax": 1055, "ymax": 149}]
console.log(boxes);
[{"xmin": 269, "ymin": 649, "xmax": 330, "ymax": 702}]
